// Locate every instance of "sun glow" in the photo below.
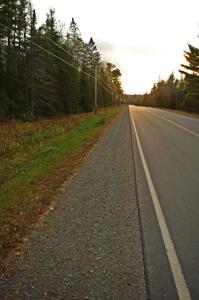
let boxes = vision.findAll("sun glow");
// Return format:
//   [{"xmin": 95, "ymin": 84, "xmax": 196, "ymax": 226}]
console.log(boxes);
[{"xmin": 33, "ymin": 0, "xmax": 199, "ymax": 94}]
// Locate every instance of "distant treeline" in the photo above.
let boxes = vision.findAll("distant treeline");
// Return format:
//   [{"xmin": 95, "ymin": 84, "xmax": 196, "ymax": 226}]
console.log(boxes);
[
  {"xmin": 0, "ymin": 1, "xmax": 123, "ymax": 120},
  {"xmin": 127, "ymin": 39, "xmax": 199, "ymax": 113}
]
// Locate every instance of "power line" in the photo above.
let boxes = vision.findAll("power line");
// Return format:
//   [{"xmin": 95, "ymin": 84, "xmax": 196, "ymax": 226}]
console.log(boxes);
[
  {"xmin": 98, "ymin": 80, "xmax": 115, "ymax": 96},
  {"xmin": 34, "ymin": 40, "xmax": 115, "ymax": 96},
  {"xmin": 31, "ymin": 41, "xmax": 116, "ymax": 97},
  {"xmin": 43, "ymin": 34, "xmax": 116, "ymax": 95},
  {"xmin": 44, "ymin": 35, "xmax": 77, "ymax": 61},
  {"xmin": 31, "ymin": 41, "xmax": 89, "ymax": 76},
  {"xmin": 98, "ymin": 78, "xmax": 115, "ymax": 95},
  {"xmin": 0, "ymin": 22, "xmax": 94, "ymax": 79},
  {"xmin": 42, "ymin": 33, "xmax": 117, "ymax": 95},
  {"xmin": 0, "ymin": 21, "xmax": 117, "ymax": 97}
]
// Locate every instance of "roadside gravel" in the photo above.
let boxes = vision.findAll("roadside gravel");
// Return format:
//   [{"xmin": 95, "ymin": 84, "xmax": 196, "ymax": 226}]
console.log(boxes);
[{"xmin": 0, "ymin": 108, "xmax": 147, "ymax": 299}]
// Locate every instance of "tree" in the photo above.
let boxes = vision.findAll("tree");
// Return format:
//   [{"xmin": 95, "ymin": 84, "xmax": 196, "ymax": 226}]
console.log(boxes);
[
  {"xmin": 180, "ymin": 42, "xmax": 199, "ymax": 112},
  {"xmin": 140, "ymin": 73, "xmax": 185, "ymax": 109},
  {"xmin": 0, "ymin": 0, "xmax": 30, "ymax": 119},
  {"xmin": 26, "ymin": 5, "xmax": 37, "ymax": 118},
  {"xmin": 0, "ymin": 5, "xmax": 124, "ymax": 119},
  {"xmin": 67, "ymin": 18, "xmax": 82, "ymax": 66},
  {"xmin": 37, "ymin": 9, "xmax": 62, "ymax": 116},
  {"xmin": 79, "ymin": 38, "xmax": 101, "ymax": 112}
]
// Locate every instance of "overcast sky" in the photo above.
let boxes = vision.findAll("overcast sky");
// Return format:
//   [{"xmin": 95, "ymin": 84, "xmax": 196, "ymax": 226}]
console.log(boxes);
[{"xmin": 32, "ymin": 0, "xmax": 199, "ymax": 94}]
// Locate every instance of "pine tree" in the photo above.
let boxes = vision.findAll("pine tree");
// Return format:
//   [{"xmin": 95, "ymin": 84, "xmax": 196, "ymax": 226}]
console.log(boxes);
[
  {"xmin": 0, "ymin": 4, "xmax": 124, "ymax": 119},
  {"xmin": 65, "ymin": 18, "xmax": 83, "ymax": 113},
  {"xmin": 79, "ymin": 43, "xmax": 92, "ymax": 112},
  {"xmin": 79, "ymin": 38, "xmax": 101, "ymax": 112},
  {"xmin": 67, "ymin": 18, "xmax": 82, "ymax": 66},
  {"xmin": 98, "ymin": 63, "xmax": 115, "ymax": 107},
  {"xmin": 87, "ymin": 37, "xmax": 101, "ymax": 69},
  {"xmin": 29, "ymin": 9, "xmax": 62, "ymax": 117},
  {"xmin": 0, "ymin": 0, "xmax": 18, "ymax": 118},
  {"xmin": 0, "ymin": 0, "xmax": 31, "ymax": 118},
  {"xmin": 180, "ymin": 42, "xmax": 199, "ymax": 112},
  {"xmin": 27, "ymin": 5, "xmax": 37, "ymax": 118}
]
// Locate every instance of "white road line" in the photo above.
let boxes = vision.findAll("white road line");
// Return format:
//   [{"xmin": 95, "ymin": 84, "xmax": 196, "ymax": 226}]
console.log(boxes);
[
  {"xmin": 153, "ymin": 108, "xmax": 199, "ymax": 123},
  {"xmin": 129, "ymin": 105, "xmax": 192, "ymax": 300},
  {"xmin": 146, "ymin": 109, "xmax": 199, "ymax": 139}
]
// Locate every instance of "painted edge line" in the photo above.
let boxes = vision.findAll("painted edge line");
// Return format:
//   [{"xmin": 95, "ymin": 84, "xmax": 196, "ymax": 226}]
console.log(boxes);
[
  {"xmin": 129, "ymin": 105, "xmax": 192, "ymax": 300},
  {"xmin": 146, "ymin": 109, "xmax": 199, "ymax": 139},
  {"xmin": 128, "ymin": 107, "xmax": 150, "ymax": 300},
  {"xmin": 157, "ymin": 108, "xmax": 199, "ymax": 123}
]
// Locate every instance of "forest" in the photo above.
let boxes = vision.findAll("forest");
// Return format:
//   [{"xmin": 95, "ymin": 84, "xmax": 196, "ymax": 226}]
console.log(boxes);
[
  {"xmin": 127, "ymin": 40, "xmax": 199, "ymax": 113},
  {"xmin": 0, "ymin": 1, "xmax": 198, "ymax": 120},
  {"xmin": 0, "ymin": 0, "xmax": 124, "ymax": 120}
]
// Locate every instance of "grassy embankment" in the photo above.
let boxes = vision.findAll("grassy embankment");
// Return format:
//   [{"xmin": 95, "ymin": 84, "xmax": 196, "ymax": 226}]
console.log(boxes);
[{"xmin": 0, "ymin": 106, "xmax": 124, "ymax": 269}]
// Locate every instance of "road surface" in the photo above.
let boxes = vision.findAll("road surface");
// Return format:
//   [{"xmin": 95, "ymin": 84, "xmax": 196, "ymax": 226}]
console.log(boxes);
[
  {"xmin": 129, "ymin": 105, "xmax": 199, "ymax": 300},
  {"xmin": 1, "ymin": 106, "xmax": 199, "ymax": 299}
]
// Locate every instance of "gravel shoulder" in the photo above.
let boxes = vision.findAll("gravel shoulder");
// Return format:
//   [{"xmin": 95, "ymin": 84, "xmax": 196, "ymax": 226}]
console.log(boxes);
[{"xmin": 0, "ymin": 108, "xmax": 147, "ymax": 299}]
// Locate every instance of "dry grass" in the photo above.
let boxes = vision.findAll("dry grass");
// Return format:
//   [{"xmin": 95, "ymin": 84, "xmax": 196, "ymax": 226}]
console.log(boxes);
[{"xmin": 0, "ymin": 106, "xmax": 124, "ymax": 271}]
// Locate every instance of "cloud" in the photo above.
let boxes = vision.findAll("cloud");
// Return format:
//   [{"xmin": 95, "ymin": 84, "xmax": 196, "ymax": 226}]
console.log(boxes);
[
  {"xmin": 96, "ymin": 40, "xmax": 159, "ymax": 56},
  {"xmin": 96, "ymin": 40, "xmax": 115, "ymax": 53},
  {"xmin": 120, "ymin": 45, "xmax": 161, "ymax": 56}
]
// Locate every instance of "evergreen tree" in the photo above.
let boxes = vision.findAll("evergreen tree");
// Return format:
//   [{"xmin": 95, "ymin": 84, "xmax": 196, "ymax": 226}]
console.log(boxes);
[
  {"xmin": 0, "ymin": 0, "xmax": 30, "ymax": 118},
  {"xmin": 79, "ymin": 43, "xmax": 92, "ymax": 112},
  {"xmin": 98, "ymin": 63, "xmax": 115, "ymax": 107},
  {"xmin": 27, "ymin": 5, "xmax": 37, "ymax": 118},
  {"xmin": 0, "ymin": 4, "xmax": 124, "ymax": 119},
  {"xmin": 67, "ymin": 18, "xmax": 82, "ymax": 66},
  {"xmin": 87, "ymin": 37, "xmax": 101, "ymax": 70},
  {"xmin": 180, "ymin": 42, "xmax": 199, "ymax": 112},
  {"xmin": 65, "ymin": 18, "xmax": 83, "ymax": 113},
  {"xmin": 79, "ymin": 38, "xmax": 101, "ymax": 112},
  {"xmin": 38, "ymin": 9, "xmax": 61, "ymax": 115}
]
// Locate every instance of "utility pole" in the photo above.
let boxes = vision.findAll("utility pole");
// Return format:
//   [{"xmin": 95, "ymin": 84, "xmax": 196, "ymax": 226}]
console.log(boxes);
[{"xmin": 94, "ymin": 66, "xmax": 98, "ymax": 114}]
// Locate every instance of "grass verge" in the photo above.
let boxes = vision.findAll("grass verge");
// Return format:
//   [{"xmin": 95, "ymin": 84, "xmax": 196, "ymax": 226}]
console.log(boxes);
[{"xmin": 0, "ymin": 106, "xmax": 124, "ymax": 270}]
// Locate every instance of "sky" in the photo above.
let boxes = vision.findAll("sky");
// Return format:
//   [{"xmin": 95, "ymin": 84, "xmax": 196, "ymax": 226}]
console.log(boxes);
[{"xmin": 32, "ymin": 0, "xmax": 199, "ymax": 94}]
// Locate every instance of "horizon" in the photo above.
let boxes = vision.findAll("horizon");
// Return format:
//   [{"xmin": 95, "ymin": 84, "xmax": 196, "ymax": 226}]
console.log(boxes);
[{"xmin": 32, "ymin": 0, "xmax": 199, "ymax": 94}]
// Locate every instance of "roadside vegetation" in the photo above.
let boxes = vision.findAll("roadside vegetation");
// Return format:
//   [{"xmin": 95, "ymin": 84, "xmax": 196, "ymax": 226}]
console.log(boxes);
[
  {"xmin": 126, "ymin": 35, "xmax": 199, "ymax": 113},
  {"xmin": 0, "ymin": 0, "xmax": 125, "ymax": 271},
  {"xmin": 0, "ymin": 1, "xmax": 124, "ymax": 120},
  {"xmin": 0, "ymin": 106, "xmax": 123, "ymax": 270}
]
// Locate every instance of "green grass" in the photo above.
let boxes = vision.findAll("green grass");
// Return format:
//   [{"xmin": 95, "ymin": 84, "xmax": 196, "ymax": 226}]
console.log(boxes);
[{"xmin": 0, "ymin": 106, "xmax": 124, "ymax": 267}]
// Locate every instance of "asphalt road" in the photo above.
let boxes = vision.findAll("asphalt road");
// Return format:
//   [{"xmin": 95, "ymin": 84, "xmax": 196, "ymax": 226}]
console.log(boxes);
[
  {"xmin": 129, "ymin": 106, "xmax": 199, "ymax": 300},
  {"xmin": 1, "ymin": 106, "xmax": 199, "ymax": 300}
]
